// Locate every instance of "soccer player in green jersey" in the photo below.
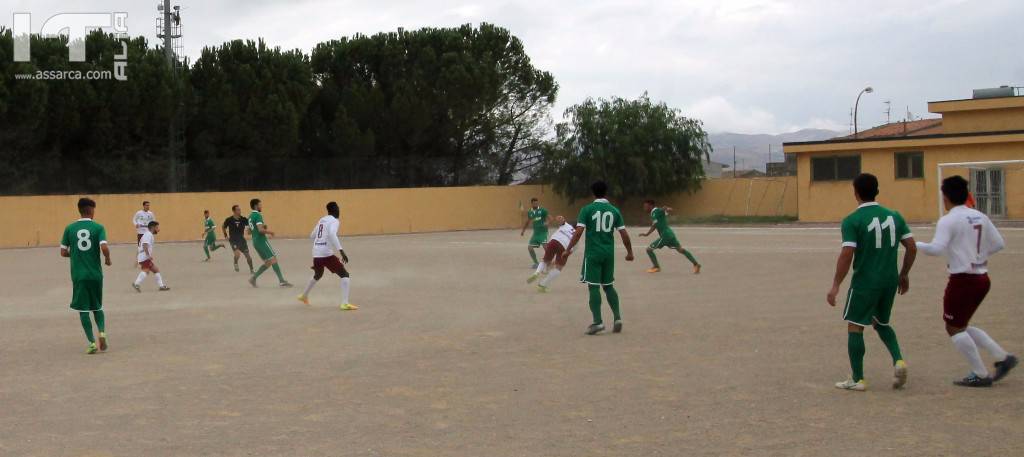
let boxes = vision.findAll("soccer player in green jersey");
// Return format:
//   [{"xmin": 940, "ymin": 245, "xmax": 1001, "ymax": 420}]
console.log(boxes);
[
  {"xmin": 520, "ymin": 198, "xmax": 550, "ymax": 269},
  {"xmin": 60, "ymin": 198, "xmax": 112, "ymax": 354},
  {"xmin": 201, "ymin": 209, "xmax": 225, "ymax": 261},
  {"xmin": 565, "ymin": 181, "xmax": 635, "ymax": 335},
  {"xmin": 638, "ymin": 199, "xmax": 701, "ymax": 274},
  {"xmin": 247, "ymin": 198, "xmax": 293, "ymax": 288},
  {"xmin": 826, "ymin": 173, "xmax": 917, "ymax": 391}
]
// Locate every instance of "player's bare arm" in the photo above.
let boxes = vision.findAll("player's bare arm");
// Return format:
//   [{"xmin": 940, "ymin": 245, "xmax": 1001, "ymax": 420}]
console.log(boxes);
[
  {"xmin": 520, "ymin": 218, "xmax": 530, "ymax": 236},
  {"xmin": 639, "ymin": 224, "xmax": 656, "ymax": 237},
  {"xmin": 566, "ymin": 226, "xmax": 585, "ymax": 253},
  {"xmin": 101, "ymin": 243, "xmax": 112, "ymax": 266},
  {"xmin": 60, "ymin": 247, "xmax": 70, "ymax": 258},
  {"xmin": 340, "ymin": 249, "xmax": 350, "ymax": 264},
  {"xmin": 619, "ymin": 229, "xmax": 635, "ymax": 261},
  {"xmin": 826, "ymin": 247, "xmax": 855, "ymax": 306},
  {"xmin": 897, "ymin": 237, "xmax": 917, "ymax": 295}
]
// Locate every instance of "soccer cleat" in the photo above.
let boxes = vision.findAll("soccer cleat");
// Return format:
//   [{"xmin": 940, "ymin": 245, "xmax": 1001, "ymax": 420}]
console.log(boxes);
[
  {"xmin": 202, "ymin": 258, "xmax": 210, "ymax": 262},
  {"xmin": 953, "ymin": 373, "xmax": 993, "ymax": 388},
  {"xmin": 158, "ymin": 286, "xmax": 171, "ymax": 291},
  {"xmin": 132, "ymin": 283, "xmax": 141, "ymax": 293},
  {"xmin": 585, "ymin": 323, "xmax": 605, "ymax": 335},
  {"xmin": 98, "ymin": 332, "xmax": 108, "ymax": 352},
  {"xmin": 86, "ymin": 343, "xmax": 98, "ymax": 355},
  {"xmin": 527, "ymin": 272, "xmax": 541, "ymax": 284},
  {"xmin": 234, "ymin": 263, "xmax": 240, "ymax": 272},
  {"xmin": 279, "ymin": 281, "xmax": 293, "ymax": 288},
  {"xmin": 248, "ymin": 276, "xmax": 258, "ymax": 288},
  {"xmin": 892, "ymin": 360, "xmax": 908, "ymax": 389},
  {"xmin": 531, "ymin": 263, "xmax": 539, "ymax": 270},
  {"xmin": 834, "ymin": 379, "xmax": 867, "ymax": 391},
  {"xmin": 537, "ymin": 285, "xmax": 549, "ymax": 293},
  {"xmin": 693, "ymin": 264, "xmax": 702, "ymax": 275},
  {"xmin": 646, "ymin": 267, "xmax": 661, "ymax": 273},
  {"xmin": 993, "ymin": 354, "xmax": 1017, "ymax": 382},
  {"xmin": 297, "ymin": 294, "xmax": 309, "ymax": 305},
  {"xmin": 340, "ymin": 303, "xmax": 359, "ymax": 311},
  {"xmin": 613, "ymin": 320, "xmax": 623, "ymax": 333}
]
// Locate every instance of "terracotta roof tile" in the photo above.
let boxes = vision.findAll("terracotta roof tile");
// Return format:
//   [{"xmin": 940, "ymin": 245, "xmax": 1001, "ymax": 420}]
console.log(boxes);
[{"xmin": 838, "ymin": 118, "xmax": 943, "ymax": 139}]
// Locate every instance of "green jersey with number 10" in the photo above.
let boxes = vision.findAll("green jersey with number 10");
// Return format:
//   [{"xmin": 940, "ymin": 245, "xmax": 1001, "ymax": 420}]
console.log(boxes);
[
  {"xmin": 841, "ymin": 202, "xmax": 912, "ymax": 289},
  {"xmin": 576, "ymin": 199, "xmax": 625, "ymax": 258}
]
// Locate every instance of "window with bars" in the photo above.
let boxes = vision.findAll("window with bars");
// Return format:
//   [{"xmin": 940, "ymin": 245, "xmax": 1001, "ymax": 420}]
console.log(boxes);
[
  {"xmin": 811, "ymin": 155, "xmax": 861, "ymax": 181},
  {"xmin": 895, "ymin": 152, "xmax": 924, "ymax": 179}
]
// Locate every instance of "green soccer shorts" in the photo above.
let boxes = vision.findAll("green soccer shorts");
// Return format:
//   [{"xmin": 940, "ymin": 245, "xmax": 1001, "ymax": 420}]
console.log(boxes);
[
  {"xmin": 205, "ymin": 232, "xmax": 217, "ymax": 246},
  {"xmin": 648, "ymin": 234, "xmax": 681, "ymax": 250},
  {"xmin": 70, "ymin": 279, "xmax": 103, "ymax": 312},
  {"xmin": 842, "ymin": 285, "xmax": 898, "ymax": 327},
  {"xmin": 580, "ymin": 253, "xmax": 615, "ymax": 286},
  {"xmin": 253, "ymin": 239, "xmax": 277, "ymax": 261},
  {"xmin": 529, "ymin": 230, "xmax": 548, "ymax": 247}
]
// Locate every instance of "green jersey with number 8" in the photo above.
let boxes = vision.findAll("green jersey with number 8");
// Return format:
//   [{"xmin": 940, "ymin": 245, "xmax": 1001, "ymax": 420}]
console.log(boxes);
[
  {"xmin": 841, "ymin": 202, "xmax": 912, "ymax": 289},
  {"xmin": 61, "ymin": 219, "xmax": 108, "ymax": 282}
]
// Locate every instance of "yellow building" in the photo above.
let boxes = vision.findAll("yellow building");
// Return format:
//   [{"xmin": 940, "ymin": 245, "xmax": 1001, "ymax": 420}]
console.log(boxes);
[{"xmin": 784, "ymin": 92, "xmax": 1024, "ymax": 222}]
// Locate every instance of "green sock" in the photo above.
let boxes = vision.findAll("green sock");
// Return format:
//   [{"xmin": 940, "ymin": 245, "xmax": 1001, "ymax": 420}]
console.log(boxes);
[
  {"xmin": 272, "ymin": 264, "xmax": 286, "ymax": 282},
  {"xmin": 588, "ymin": 285, "xmax": 603, "ymax": 325},
  {"xmin": 246, "ymin": 255, "xmax": 254, "ymax": 271},
  {"xmin": 203, "ymin": 244, "xmax": 210, "ymax": 259},
  {"xmin": 79, "ymin": 312, "xmax": 95, "ymax": 343},
  {"xmin": 646, "ymin": 249, "xmax": 660, "ymax": 268},
  {"xmin": 253, "ymin": 264, "xmax": 269, "ymax": 279},
  {"xmin": 848, "ymin": 332, "xmax": 866, "ymax": 381},
  {"xmin": 93, "ymin": 310, "xmax": 105, "ymax": 333},
  {"xmin": 603, "ymin": 285, "xmax": 621, "ymax": 321},
  {"xmin": 528, "ymin": 247, "xmax": 538, "ymax": 264},
  {"xmin": 681, "ymin": 249, "xmax": 699, "ymax": 266},
  {"xmin": 874, "ymin": 324, "xmax": 903, "ymax": 364}
]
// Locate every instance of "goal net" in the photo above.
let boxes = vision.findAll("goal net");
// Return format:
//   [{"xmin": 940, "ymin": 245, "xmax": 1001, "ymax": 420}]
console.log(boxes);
[{"xmin": 937, "ymin": 160, "xmax": 1024, "ymax": 220}]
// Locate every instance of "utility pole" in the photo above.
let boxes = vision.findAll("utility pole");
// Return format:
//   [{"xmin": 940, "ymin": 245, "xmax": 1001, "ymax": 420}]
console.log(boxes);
[
  {"xmin": 733, "ymin": 146, "xmax": 737, "ymax": 178},
  {"xmin": 884, "ymin": 100, "xmax": 891, "ymax": 124}
]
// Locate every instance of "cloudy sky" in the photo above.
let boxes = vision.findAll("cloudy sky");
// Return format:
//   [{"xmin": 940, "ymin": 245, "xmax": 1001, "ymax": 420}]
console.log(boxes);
[{"xmin": 9, "ymin": 0, "xmax": 1024, "ymax": 134}]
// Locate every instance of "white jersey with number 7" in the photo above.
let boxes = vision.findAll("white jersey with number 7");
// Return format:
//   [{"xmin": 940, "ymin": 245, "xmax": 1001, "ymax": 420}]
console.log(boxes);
[{"xmin": 916, "ymin": 205, "xmax": 1005, "ymax": 274}]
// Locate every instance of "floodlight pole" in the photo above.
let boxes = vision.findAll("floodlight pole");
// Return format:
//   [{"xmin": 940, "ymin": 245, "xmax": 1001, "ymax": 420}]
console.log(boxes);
[{"xmin": 853, "ymin": 86, "xmax": 873, "ymax": 138}]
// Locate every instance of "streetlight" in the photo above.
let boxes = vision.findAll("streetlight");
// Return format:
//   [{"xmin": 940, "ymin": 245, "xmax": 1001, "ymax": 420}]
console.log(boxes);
[{"xmin": 853, "ymin": 85, "xmax": 873, "ymax": 138}]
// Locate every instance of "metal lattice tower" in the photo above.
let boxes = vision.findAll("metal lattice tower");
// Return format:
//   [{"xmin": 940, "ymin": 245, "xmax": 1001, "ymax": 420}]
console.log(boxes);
[{"xmin": 156, "ymin": 1, "xmax": 186, "ymax": 191}]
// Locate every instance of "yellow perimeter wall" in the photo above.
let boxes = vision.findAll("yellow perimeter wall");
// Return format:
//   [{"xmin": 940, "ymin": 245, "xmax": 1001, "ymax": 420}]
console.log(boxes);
[{"xmin": 0, "ymin": 178, "xmax": 797, "ymax": 248}]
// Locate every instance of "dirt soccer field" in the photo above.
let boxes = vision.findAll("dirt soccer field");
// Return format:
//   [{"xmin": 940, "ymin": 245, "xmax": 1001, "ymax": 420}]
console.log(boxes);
[{"xmin": 1, "ymin": 225, "xmax": 1022, "ymax": 456}]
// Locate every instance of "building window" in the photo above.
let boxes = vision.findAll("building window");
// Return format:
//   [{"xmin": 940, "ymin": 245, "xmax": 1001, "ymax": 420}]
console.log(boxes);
[
  {"xmin": 895, "ymin": 151, "xmax": 924, "ymax": 179},
  {"xmin": 812, "ymin": 155, "xmax": 861, "ymax": 181}
]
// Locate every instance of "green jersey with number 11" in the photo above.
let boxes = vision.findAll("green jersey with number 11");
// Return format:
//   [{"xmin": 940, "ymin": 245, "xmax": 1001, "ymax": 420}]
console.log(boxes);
[
  {"xmin": 841, "ymin": 202, "xmax": 912, "ymax": 289},
  {"xmin": 576, "ymin": 199, "xmax": 625, "ymax": 258}
]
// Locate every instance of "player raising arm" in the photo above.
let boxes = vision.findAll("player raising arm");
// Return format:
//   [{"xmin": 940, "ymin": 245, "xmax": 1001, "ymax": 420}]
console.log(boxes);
[
  {"xmin": 826, "ymin": 173, "xmax": 915, "ymax": 392},
  {"xmin": 915, "ymin": 176, "xmax": 1015, "ymax": 387},
  {"xmin": 565, "ymin": 181, "xmax": 634, "ymax": 335}
]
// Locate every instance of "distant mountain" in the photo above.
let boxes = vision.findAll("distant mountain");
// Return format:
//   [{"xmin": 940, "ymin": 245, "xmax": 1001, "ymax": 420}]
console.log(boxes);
[{"xmin": 707, "ymin": 129, "xmax": 843, "ymax": 172}]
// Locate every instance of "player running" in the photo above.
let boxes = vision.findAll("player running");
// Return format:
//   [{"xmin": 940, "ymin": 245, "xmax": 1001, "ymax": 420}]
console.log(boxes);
[
  {"xmin": 528, "ymin": 215, "xmax": 576, "ymax": 292},
  {"xmin": 132, "ymin": 200, "xmax": 155, "ymax": 244},
  {"xmin": 826, "ymin": 173, "xmax": 916, "ymax": 392},
  {"xmin": 133, "ymin": 221, "xmax": 170, "ymax": 292},
  {"xmin": 520, "ymin": 197, "xmax": 550, "ymax": 269},
  {"xmin": 223, "ymin": 205, "xmax": 254, "ymax": 273},
  {"xmin": 638, "ymin": 199, "xmax": 701, "ymax": 274},
  {"xmin": 60, "ymin": 198, "xmax": 112, "ymax": 354},
  {"xmin": 916, "ymin": 176, "xmax": 1017, "ymax": 387},
  {"xmin": 565, "ymin": 181, "xmax": 635, "ymax": 335},
  {"xmin": 297, "ymin": 202, "xmax": 357, "ymax": 311},
  {"xmin": 201, "ymin": 209, "xmax": 226, "ymax": 262},
  {"xmin": 247, "ymin": 198, "xmax": 293, "ymax": 288}
]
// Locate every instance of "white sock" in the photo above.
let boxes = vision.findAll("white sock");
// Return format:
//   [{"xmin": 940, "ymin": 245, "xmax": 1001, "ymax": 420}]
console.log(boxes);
[
  {"xmin": 134, "ymin": 271, "xmax": 147, "ymax": 286},
  {"xmin": 966, "ymin": 326, "xmax": 1009, "ymax": 361},
  {"xmin": 952, "ymin": 332, "xmax": 989, "ymax": 377},
  {"xmin": 302, "ymin": 277, "xmax": 317, "ymax": 298},
  {"xmin": 540, "ymin": 268, "xmax": 560, "ymax": 287},
  {"xmin": 534, "ymin": 261, "xmax": 547, "ymax": 275},
  {"xmin": 155, "ymin": 273, "xmax": 165, "ymax": 288},
  {"xmin": 340, "ymin": 277, "xmax": 351, "ymax": 304}
]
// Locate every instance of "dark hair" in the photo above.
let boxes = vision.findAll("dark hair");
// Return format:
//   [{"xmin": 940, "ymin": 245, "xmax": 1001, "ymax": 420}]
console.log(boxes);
[
  {"xmin": 250, "ymin": 198, "xmax": 261, "ymax": 210},
  {"xmin": 853, "ymin": 173, "xmax": 879, "ymax": 201},
  {"xmin": 143, "ymin": 200, "xmax": 150, "ymax": 206},
  {"xmin": 531, "ymin": 197, "xmax": 539, "ymax": 202},
  {"xmin": 941, "ymin": 175, "xmax": 970, "ymax": 205},
  {"xmin": 232, "ymin": 204, "xmax": 240, "ymax": 211},
  {"xmin": 591, "ymin": 181, "xmax": 608, "ymax": 198},
  {"xmin": 78, "ymin": 197, "xmax": 96, "ymax": 215},
  {"xmin": 644, "ymin": 199, "xmax": 656, "ymax": 205},
  {"xmin": 204, "ymin": 209, "xmax": 210, "ymax": 214},
  {"xmin": 327, "ymin": 201, "xmax": 340, "ymax": 217},
  {"xmin": 147, "ymin": 221, "xmax": 159, "ymax": 229}
]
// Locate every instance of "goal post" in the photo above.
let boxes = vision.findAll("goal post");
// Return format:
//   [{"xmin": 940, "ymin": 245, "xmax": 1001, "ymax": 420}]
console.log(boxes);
[{"xmin": 936, "ymin": 159, "xmax": 1024, "ymax": 220}]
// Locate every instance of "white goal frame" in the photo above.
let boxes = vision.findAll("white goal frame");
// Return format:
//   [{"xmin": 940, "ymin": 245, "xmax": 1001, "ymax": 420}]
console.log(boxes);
[{"xmin": 936, "ymin": 159, "xmax": 1024, "ymax": 220}]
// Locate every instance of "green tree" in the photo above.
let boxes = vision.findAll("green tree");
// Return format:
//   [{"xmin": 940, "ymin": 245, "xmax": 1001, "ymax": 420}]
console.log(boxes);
[{"xmin": 545, "ymin": 94, "xmax": 711, "ymax": 202}]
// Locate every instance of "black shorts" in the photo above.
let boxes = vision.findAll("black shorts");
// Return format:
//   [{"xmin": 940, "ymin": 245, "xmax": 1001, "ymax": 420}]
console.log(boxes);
[{"xmin": 230, "ymin": 238, "xmax": 249, "ymax": 253}]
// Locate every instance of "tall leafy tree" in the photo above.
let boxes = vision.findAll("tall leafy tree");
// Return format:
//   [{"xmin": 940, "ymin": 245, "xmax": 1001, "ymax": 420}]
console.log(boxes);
[{"xmin": 545, "ymin": 93, "xmax": 712, "ymax": 202}]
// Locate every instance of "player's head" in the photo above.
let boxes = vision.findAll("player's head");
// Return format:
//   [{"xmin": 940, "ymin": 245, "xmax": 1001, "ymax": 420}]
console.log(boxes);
[
  {"xmin": 852, "ymin": 173, "xmax": 879, "ymax": 203},
  {"xmin": 148, "ymin": 221, "xmax": 160, "ymax": 234},
  {"xmin": 78, "ymin": 197, "xmax": 96, "ymax": 217},
  {"xmin": 555, "ymin": 215, "xmax": 566, "ymax": 225},
  {"xmin": 203, "ymin": 209, "xmax": 210, "ymax": 217},
  {"xmin": 326, "ymin": 201, "xmax": 340, "ymax": 218},
  {"xmin": 941, "ymin": 175, "xmax": 970, "ymax": 207},
  {"xmin": 643, "ymin": 199, "xmax": 656, "ymax": 211},
  {"xmin": 591, "ymin": 181, "xmax": 608, "ymax": 199},
  {"xmin": 142, "ymin": 200, "xmax": 150, "ymax": 211},
  {"xmin": 232, "ymin": 205, "xmax": 241, "ymax": 216},
  {"xmin": 530, "ymin": 197, "xmax": 539, "ymax": 208},
  {"xmin": 250, "ymin": 198, "xmax": 261, "ymax": 211}
]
